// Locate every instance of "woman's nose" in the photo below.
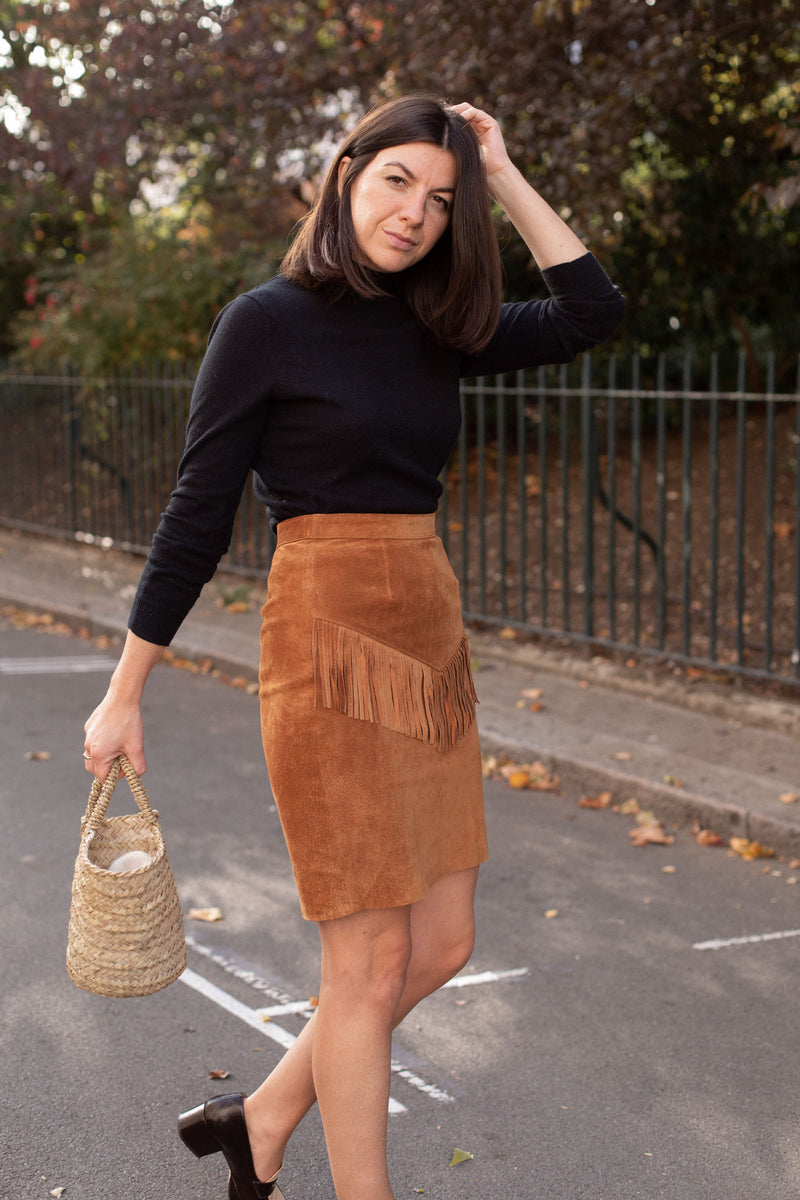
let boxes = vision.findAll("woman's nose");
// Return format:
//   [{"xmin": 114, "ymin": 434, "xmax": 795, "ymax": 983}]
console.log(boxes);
[{"xmin": 399, "ymin": 188, "xmax": 426, "ymax": 226}]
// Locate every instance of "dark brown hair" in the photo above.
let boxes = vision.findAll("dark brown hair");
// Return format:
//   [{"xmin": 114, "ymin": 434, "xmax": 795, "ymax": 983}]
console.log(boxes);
[{"xmin": 281, "ymin": 95, "xmax": 503, "ymax": 353}]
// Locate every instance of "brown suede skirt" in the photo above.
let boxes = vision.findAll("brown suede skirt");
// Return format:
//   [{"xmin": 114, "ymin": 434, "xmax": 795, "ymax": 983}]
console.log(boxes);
[{"xmin": 258, "ymin": 512, "xmax": 488, "ymax": 922}]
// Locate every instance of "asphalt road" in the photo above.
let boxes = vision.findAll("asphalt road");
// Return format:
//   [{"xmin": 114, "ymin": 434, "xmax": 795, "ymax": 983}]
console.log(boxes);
[{"xmin": 1, "ymin": 618, "xmax": 799, "ymax": 1200}]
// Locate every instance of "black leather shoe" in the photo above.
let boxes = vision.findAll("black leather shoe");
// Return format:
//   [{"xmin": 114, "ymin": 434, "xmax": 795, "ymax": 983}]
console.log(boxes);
[{"xmin": 178, "ymin": 1092, "xmax": 283, "ymax": 1200}]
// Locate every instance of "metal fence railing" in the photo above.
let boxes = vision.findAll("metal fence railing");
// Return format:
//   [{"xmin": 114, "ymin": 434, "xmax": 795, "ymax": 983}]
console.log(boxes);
[{"xmin": 2, "ymin": 352, "xmax": 799, "ymax": 686}]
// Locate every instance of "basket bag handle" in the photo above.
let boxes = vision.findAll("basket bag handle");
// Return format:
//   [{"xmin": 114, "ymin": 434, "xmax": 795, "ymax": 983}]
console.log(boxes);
[{"xmin": 82, "ymin": 753, "xmax": 160, "ymax": 836}]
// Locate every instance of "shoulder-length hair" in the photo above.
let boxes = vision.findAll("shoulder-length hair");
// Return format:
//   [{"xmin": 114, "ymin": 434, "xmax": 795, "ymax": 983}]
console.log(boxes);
[{"xmin": 281, "ymin": 95, "xmax": 503, "ymax": 354}]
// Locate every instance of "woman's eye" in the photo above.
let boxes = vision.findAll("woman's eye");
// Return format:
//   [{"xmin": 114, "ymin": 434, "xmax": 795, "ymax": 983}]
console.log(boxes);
[{"xmin": 432, "ymin": 194, "xmax": 451, "ymax": 211}]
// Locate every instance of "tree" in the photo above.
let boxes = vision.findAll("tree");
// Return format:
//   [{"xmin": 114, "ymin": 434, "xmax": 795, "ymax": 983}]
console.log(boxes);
[{"xmin": 2, "ymin": 0, "xmax": 798, "ymax": 371}]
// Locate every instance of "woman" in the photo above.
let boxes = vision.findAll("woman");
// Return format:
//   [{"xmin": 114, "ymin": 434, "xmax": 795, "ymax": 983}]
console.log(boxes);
[{"xmin": 83, "ymin": 95, "xmax": 625, "ymax": 1200}]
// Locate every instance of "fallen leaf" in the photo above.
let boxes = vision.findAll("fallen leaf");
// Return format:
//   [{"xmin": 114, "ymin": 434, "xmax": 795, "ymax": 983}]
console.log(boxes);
[
  {"xmin": 514, "ymin": 699, "xmax": 527, "ymax": 709},
  {"xmin": 579, "ymin": 680, "xmax": 590, "ymax": 689},
  {"xmin": 188, "ymin": 907, "xmax": 224, "ymax": 922},
  {"xmin": 449, "ymin": 1148, "xmax": 474, "ymax": 1166},
  {"xmin": 694, "ymin": 827, "xmax": 725, "ymax": 847},
  {"xmin": 635, "ymin": 809, "xmax": 658, "ymax": 826},
  {"xmin": 507, "ymin": 771, "xmax": 531, "ymax": 789},
  {"xmin": 226, "ymin": 601, "xmax": 249, "ymax": 613},
  {"xmin": 773, "ymin": 521, "xmax": 794, "ymax": 539},
  {"xmin": 616, "ymin": 798, "xmax": 640, "ymax": 815},
  {"xmin": 529, "ymin": 702, "xmax": 544, "ymax": 712},
  {"xmin": 521, "ymin": 688, "xmax": 543, "ymax": 699},
  {"xmin": 544, "ymin": 908, "xmax": 558, "ymax": 919},
  {"xmin": 579, "ymin": 791, "xmax": 612, "ymax": 809},
  {"xmin": 309, "ymin": 994, "xmax": 319, "ymax": 1007},
  {"xmin": 50, "ymin": 1189, "xmax": 65, "ymax": 1199},
  {"xmin": 613, "ymin": 752, "xmax": 632, "ymax": 761},
  {"xmin": 260, "ymin": 1013, "xmax": 273, "ymax": 1023},
  {"xmin": 729, "ymin": 838, "xmax": 774, "ymax": 861},
  {"xmin": 779, "ymin": 792, "xmax": 799, "ymax": 805},
  {"xmin": 526, "ymin": 761, "xmax": 560, "ymax": 791},
  {"xmin": 663, "ymin": 774, "xmax": 684, "ymax": 788},
  {"xmin": 661, "ymin": 865, "xmax": 677, "ymax": 874},
  {"xmin": 24, "ymin": 750, "xmax": 51, "ymax": 761},
  {"xmin": 208, "ymin": 1068, "xmax": 230, "ymax": 1079},
  {"xmin": 498, "ymin": 627, "xmax": 517, "ymax": 640},
  {"xmin": 629, "ymin": 823, "xmax": 674, "ymax": 847}
]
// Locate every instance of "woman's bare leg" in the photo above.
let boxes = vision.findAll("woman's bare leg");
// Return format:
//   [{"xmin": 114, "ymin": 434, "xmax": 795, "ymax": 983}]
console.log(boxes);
[
  {"xmin": 313, "ymin": 905, "xmax": 412, "ymax": 1200},
  {"xmin": 245, "ymin": 867, "xmax": 479, "ymax": 1191}
]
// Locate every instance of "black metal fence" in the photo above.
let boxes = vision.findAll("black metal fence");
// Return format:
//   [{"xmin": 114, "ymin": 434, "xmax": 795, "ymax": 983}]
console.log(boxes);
[{"xmin": 2, "ymin": 353, "xmax": 799, "ymax": 687}]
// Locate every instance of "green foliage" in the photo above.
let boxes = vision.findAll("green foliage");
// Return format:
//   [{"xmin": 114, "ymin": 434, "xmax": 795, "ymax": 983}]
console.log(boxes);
[
  {"xmin": 10, "ymin": 208, "xmax": 282, "ymax": 372},
  {"xmin": 1, "ymin": 0, "xmax": 798, "ymax": 372}
]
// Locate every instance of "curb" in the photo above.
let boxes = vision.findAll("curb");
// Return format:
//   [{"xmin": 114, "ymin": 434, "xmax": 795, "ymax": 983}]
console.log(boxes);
[
  {"xmin": 5, "ymin": 591, "xmax": 800, "ymax": 861},
  {"xmin": 477, "ymin": 729, "xmax": 800, "ymax": 862}
]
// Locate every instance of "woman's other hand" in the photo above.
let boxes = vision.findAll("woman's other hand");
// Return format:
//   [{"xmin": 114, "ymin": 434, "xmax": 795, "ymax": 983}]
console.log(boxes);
[{"xmin": 82, "ymin": 629, "xmax": 165, "ymax": 779}]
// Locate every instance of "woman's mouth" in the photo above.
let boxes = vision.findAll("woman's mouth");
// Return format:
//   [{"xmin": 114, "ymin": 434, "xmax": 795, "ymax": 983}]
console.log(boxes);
[{"xmin": 385, "ymin": 230, "xmax": 417, "ymax": 251}]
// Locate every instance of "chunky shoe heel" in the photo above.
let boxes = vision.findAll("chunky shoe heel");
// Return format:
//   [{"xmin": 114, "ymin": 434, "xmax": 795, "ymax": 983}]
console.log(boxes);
[
  {"xmin": 177, "ymin": 1093, "xmax": 283, "ymax": 1199},
  {"xmin": 177, "ymin": 1102, "xmax": 220, "ymax": 1158}
]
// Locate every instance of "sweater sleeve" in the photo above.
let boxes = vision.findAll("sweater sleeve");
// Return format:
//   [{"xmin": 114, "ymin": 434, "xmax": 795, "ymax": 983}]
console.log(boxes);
[
  {"xmin": 460, "ymin": 252, "xmax": 625, "ymax": 379},
  {"xmin": 128, "ymin": 295, "xmax": 274, "ymax": 645}
]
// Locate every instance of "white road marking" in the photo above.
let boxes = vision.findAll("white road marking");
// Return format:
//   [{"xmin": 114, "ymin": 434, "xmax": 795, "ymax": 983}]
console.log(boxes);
[
  {"xmin": 180, "ymin": 968, "xmax": 297, "ymax": 1050},
  {"xmin": 693, "ymin": 928, "xmax": 800, "ymax": 951},
  {"xmin": 391, "ymin": 1062, "xmax": 455, "ymax": 1104},
  {"xmin": 443, "ymin": 967, "xmax": 529, "ymax": 988},
  {"xmin": 179, "ymin": 967, "xmax": 407, "ymax": 1113},
  {"xmin": 0, "ymin": 656, "xmax": 118, "ymax": 674},
  {"xmin": 182, "ymin": 937, "xmax": 529, "ymax": 1112},
  {"xmin": 255, "ymin": 967, "xmax": 530, "ymax": 1019}
]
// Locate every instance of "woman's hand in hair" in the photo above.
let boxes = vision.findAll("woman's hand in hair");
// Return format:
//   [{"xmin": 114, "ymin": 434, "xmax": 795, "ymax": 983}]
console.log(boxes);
[
  {"xmin": 449, "ymin": 102, "xmax": 512, "ymax": 183},
  {"xmin": 452, "ymin": 101, "xmax": 588, "ymax": 270}
]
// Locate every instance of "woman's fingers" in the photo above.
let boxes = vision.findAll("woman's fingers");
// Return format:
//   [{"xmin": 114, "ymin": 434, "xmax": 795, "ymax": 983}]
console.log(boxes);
[{"xmin": 450, "ymin": 102, "xmax": 511, "ymax": 176}]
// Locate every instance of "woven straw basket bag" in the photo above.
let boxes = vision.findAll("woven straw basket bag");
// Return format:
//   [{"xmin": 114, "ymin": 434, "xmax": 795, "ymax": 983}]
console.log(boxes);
[{"xmin": 67, "ymin": 754, "xmax": 187, "ymax": 998}]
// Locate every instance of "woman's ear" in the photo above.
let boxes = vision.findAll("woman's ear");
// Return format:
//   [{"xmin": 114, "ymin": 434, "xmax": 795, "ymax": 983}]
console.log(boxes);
[{"xmin": 337, "ymin": 156, "xmax": 352, "ymax": 197}]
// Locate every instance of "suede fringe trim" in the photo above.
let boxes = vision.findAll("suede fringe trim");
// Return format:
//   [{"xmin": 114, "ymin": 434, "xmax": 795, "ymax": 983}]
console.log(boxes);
[{"xmin": 312, "ymin": 618, "xmax": 478, "ymax": 754}]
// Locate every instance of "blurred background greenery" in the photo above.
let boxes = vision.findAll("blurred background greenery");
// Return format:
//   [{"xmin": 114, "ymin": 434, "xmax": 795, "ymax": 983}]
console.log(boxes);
[{"xmin": 1, "ymin": 0, "xmax": 798, "ymax": 382}]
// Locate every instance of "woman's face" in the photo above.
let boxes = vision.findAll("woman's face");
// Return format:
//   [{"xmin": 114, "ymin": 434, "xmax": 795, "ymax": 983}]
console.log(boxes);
[{"xmin": 339, "ymin": 141, "xmax": 457, "ymax": 273}]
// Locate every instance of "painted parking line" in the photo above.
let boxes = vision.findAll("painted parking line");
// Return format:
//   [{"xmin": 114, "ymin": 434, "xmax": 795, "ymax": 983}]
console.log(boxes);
[
  {"xmin": 179, "ymin": 967, "xmax": 408, "ymax": 1114},
  {"xmin": 0, "ymin": 655, "xmax": 118, "ymax": 674},
  {"xmin": 693, "ymin": 927, "xmax": 800, "ymax": 951},
  {"xmin": 181, "ymin": 936, "xmax": 530, "ymax": 1112}
]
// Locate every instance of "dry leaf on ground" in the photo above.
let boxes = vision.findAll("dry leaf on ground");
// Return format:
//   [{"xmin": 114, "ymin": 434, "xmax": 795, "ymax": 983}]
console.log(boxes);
[
  {"xmin": 188, "ymin": 907, "xmax": 224, "ymax": 922},
  {"xmin": 729, "ymin": 838, "xmax": 775, "ymax": 861},
  {"xmin": 449, "ymin": 1149, "xmax": 474, "ymax": 1166},
  {"xmin": 693, "ymin": 825, "xmax": 725, "ymax": 847},
  {"xmin": 613, "ymin": 751, "xmax": 632, "ymax": 761},
  {"xmin": 496, "ymin": 760, "xmax": 560, "ymax": 792},
  {"xmin": 579, "ymin": 791, "xmax": 613, "ymax": 809},
  {"xmin": 779, "ymin": 792, "xmax": 799, "ymax": 805},
  {"xmin": 208, "ymin": 1069, "xmax": 230, "ymax": 1080},
  {"xmin": 629, "ymin": 823, "xmax": 675, "ymax": 847},
  {"xmin": 507, "ymin": 770, "xmax": 532, "ymax": 789},
  {"xmin": 24, "ymin": 750, "xmax": 51, "ymax": 761}
]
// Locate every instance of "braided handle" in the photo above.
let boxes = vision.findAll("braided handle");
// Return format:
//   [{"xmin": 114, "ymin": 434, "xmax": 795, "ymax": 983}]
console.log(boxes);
[{"xmin": 82, "ymin": 754, "xmax": 159, "ymax": 836}]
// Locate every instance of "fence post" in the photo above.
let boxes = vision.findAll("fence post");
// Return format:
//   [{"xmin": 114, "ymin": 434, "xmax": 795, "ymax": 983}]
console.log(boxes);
[{"xmin": 580, "ymin": 354, "xmax": 594, "ymax": 638}]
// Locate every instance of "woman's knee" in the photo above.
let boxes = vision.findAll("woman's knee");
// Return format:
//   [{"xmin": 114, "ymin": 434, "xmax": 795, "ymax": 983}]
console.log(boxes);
[{"xmin": 319, "ymin": 910, "xmax": 413, "ymax": 1008}]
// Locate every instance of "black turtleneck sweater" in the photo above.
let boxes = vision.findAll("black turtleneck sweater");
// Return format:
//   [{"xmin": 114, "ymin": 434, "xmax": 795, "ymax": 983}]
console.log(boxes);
[{"xmin": 129, "ymin": 252, "xmax": 625, "ymax": 645}]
